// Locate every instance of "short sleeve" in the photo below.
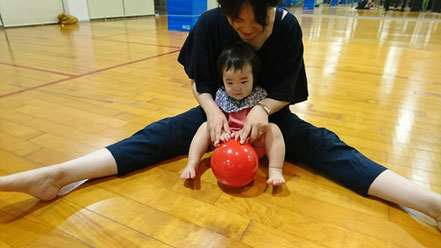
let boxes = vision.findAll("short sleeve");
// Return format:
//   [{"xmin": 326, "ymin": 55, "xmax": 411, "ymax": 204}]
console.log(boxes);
[
  {"xmin": 260, "ymin": 13, "xmax": 308, "ymax": 104},
  {"xmin": 177, "ymin": 10, "xmax": 220, "ymax": 97}
]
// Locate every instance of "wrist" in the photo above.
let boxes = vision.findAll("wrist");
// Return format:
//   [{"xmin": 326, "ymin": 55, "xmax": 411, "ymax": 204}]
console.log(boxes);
[{"xmin": 256, "ymin": 102, "xmax": 271, "ymax": 115}]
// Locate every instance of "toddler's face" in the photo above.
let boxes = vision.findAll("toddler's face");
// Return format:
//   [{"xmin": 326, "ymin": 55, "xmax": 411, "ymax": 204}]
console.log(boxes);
[{"xmin": 222, "ymin": 63, "xmax": 253, "ymax": 101}]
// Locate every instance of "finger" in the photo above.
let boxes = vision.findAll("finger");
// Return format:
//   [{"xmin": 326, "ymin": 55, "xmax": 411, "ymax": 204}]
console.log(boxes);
[
  {"xmin": 240, "ymin": 125, "xmax": 251, "ymax": 144},
  {"xmin": 209, "ymin": 126, "xmax": 216, "ymax": 143},
  {"xmin": 214, "ymin": 125, "xmax": 222, "ymax": 144},
  {"xmin": 223, "ymin": 121, "xmax": 231, "ymax": 134},
  {"xmin": 249, "ymin": 125, "xmax": 260, "ymax": 143},
  {"xmin": 233, "ymin": 131, "xmax": 240, "ymax": 141},
  {"xmin": 215, "ymin": 125, "xmax": 222, "ymax": 140}
]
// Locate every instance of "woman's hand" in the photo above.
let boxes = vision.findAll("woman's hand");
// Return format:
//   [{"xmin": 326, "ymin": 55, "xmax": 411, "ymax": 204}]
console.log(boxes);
[
  {"xmin": 190, "ymin": 82, "xmax": 230, "ymax": 146},
  {"xmin": 236, "ymin": 105, "xmax": 268, "ymax": 144},
  {"xmin": 207, "ymin": 107, "xmax": 230, "ymax": 147}
]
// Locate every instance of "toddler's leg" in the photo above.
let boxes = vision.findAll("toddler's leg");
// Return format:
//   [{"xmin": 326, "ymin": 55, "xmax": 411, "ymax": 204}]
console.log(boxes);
[
  {"xmin": 264, "ymin": 123, "xmax": 286, "ymax": 185},
  {"xmin": 180, "ymin": 122, "xmax": 211, "ymax": 179}
]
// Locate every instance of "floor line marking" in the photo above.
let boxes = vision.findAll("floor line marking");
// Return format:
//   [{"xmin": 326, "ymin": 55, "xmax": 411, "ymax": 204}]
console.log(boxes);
[
  {"xmin": 0, "ymin": 62, "xmax": 76, "ymax": 77},
  {"xmin": 93, "ymin": 37, "xmax": 182, "ymax": 49},
  {"xmin": 0, "ymin": 49, "xmax": 180, "ymax": 99}
]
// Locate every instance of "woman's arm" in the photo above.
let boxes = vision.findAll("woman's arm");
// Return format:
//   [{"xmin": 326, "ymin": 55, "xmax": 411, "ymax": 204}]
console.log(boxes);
[
  {"xmin": 191, "ymin": 81, "xmax": 230, "ymax": 146},
  {"xmin": 236, "ymin": 98, "xmax": 289, "ymax": 144},
  {"xmin": 258, "ymin": 98, "xmax": 290, "ymax": 116}
]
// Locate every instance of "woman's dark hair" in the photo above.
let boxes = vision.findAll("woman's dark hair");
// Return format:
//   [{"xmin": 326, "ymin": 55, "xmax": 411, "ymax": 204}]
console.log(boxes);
[
  {"xmin": 217, "ymin": 0, "xmax": 280, "ymax": 28},
  {"xmin": 217, "ymin": 41, "xmax": 260, "ymax": 87}
]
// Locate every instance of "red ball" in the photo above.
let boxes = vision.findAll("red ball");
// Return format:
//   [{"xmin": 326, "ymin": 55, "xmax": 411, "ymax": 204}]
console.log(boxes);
[{"xmin": 211, "ymin": 139, "xmax": 258, "ymax": 187}]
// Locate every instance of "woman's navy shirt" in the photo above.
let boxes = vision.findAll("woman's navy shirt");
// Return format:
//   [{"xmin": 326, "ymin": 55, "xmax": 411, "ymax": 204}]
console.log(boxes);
[{"xmin": 178, "ymin": 7, "xmax": 308, "ymax": 105}]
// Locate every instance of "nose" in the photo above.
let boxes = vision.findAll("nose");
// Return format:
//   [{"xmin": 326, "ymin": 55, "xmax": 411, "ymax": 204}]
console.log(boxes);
[
  {"xmin": 242, "ymin": 21, "xmax": 254, "ymax": 32},
  {"xmin": 234, "ymin": 86, "xmax": 242, "ymax": 92}
]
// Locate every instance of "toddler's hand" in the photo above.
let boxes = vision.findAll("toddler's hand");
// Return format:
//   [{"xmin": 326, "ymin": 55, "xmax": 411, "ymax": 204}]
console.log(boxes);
[{"xmin": 218, "ymin": 132, "xmax": 231, "ymax": 146}]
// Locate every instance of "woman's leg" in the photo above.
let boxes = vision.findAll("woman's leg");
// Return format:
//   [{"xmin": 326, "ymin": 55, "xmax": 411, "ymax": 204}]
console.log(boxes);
[
  {"xmin": 272, "ymin": 109, "xmax": 386, "ymax": 196},
  {"xmin": 0, "ymin": 107, "xmax": 207, "ymax": 201},
  {"xmin": 0, "ymin": 149, "xmax": 117, "ymax": 201},
  {"xmin": 368, "ymin": 170, "xmax": 441, "ymax": 231},
  {"xmin": 272, "ymin": 108, "xmax": 441, "ymax": 230},
  {"xmin": 107, "ymin": 106, "xmax": 206, "ymax": 176}
]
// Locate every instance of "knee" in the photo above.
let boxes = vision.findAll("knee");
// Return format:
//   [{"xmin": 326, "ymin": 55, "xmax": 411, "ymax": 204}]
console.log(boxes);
[
  {"xmin": 199, "ymin": 122, "xmax": 208, "ymax": 131},
  {"xmin": 267, "ymin": 123, "xmax": 283, "ymax": 139},
  {"xmin": 315, "ymin": 127, "xmax": 341, "ymax": 143},
  {"xmin": 197, "ymin": 122, "xmax": 210, "ymax": 137},
  {"xmin": 266, "ymin": 123, "xmax": 285, "ymax": 145}
]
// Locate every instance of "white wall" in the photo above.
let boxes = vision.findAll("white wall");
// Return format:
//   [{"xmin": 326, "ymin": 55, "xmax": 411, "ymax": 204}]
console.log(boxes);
[
  {"xmin": 0, "ymin": 0, "xmax": 63, "ymax": 27},
  {"xmin": 63, "ymin": 0, "xmax": 90, "ymax": 21},
  {"xmin": 87, "ymin": 0, "xmax": 124, "ymax": 19},
  {"xmin": 124, "ymin": 0, "xmax": 155, "ymax": 17},
  {"xmin": 0, "ymin": 0, "xmax": 156, "ymax": 27},
  {"xmin": 207, "ymin": 0, "xmax": 218, "ymax": 10},
  {"xmin": 87, "ymin": 0, "xmax": 155, "ymax": 19}
]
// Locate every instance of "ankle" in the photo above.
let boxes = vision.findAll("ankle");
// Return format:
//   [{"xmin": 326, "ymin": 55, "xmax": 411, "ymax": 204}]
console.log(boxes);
[
  {"xmin": 268, "ymin": 167, "xmax": 282, "ymax": 173},
  {"xmin": 185, "ymin": 159, "xmax": 200, "ymax": 169},
  {"xmin": 44, "ymin": 164, "xmax": 66, "ymax": 187},
  {"xmin": 427, "ymin": 194, "xmax": 441, "ymax": 219}
]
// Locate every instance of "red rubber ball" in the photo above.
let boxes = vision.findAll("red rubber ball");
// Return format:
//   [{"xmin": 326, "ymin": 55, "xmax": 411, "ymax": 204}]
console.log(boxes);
[{"xmin": 211, "ymin": 139, "xmax": 258, "ymax": 187}]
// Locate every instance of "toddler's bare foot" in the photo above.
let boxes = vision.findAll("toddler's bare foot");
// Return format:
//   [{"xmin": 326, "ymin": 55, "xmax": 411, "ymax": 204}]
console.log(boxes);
[
  {"xmin": 180, "ymin": 163, "xmax": 199, "ymax": 180},
  {"xmin": 267, "ymin": 168, "xmax": 286, "ymax": 186},
  {"xmin": 0, "ymin": 167, "xmax": 63, "ymax": 201}
]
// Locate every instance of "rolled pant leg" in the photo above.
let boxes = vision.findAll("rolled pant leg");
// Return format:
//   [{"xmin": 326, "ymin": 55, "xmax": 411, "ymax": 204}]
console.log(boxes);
[
  {"xmin": 107, "ymin": 106, "xmax": 206, "ymax": 176},
  {"xmin": 271, "ymin": 108, "xmax": 387, "ymax": 196}
]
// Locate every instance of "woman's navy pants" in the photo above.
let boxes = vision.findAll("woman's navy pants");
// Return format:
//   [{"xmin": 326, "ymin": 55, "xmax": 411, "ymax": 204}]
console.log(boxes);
[{"xmin": 107, "ymin": 106, "xmax": 386, "ymax": 196}]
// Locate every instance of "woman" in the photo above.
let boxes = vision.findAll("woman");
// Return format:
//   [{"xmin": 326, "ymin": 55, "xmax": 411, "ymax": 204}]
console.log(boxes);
[{"xmin": 1, "ymin": 0, "xmax": 440, "ymax": 230}]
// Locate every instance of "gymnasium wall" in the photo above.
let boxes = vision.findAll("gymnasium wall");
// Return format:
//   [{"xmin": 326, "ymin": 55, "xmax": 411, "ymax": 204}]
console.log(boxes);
[
  {"xmin": 63, "ymin": 0, "xmax": 90, "ymax": 22},
  {"xmin": 0, "ymin": 0, "xmax": 219, "ymax": 28},
  {"xmin": 0, "ymin": 0, "xmax": 64, "ymax": 27},
  {"xmin": 0, "ymin": 0, "xmax": 155, "ymax": 27}
]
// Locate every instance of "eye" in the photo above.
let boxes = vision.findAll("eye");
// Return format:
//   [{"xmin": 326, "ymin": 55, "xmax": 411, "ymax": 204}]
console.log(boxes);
[
  {"xmin": 226, "ymin": 82, "xmax": 233, "ymax": 85},
  {"xmin": 241, "ymin": 81, "xmax": 248, "ymax": 84}
]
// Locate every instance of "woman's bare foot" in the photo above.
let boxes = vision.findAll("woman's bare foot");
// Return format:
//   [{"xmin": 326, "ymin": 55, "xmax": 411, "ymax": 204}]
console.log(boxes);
[
  {"xmin": 429, "ymin": 194, "xmax": 441, "ymax": 232},
  {"xmin": 180, "ymin": 161, "xmax": 199, "ymax": 180},
  {"xmin": 0, "ymin": 167, "xmax": 63, "ymax": 201},
  {"xmin": 267, "ymin": 168, "xmax": 285, "ymax": 186},
  {"xmin": 436, "ymin": 215, "xmax": 441, "ymax": 231}
]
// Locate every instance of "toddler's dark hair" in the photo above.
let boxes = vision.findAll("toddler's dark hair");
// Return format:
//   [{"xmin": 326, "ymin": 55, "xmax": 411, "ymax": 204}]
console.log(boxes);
[{"xmin": 217, "ymin": 41, "xmax": 260, "ymax": 87}]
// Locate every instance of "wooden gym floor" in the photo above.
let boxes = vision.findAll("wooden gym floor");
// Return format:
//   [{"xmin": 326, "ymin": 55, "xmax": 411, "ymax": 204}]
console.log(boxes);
[{"xmin": 0, "ymin": 6, "xmax": 440, "ymax": 248}]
